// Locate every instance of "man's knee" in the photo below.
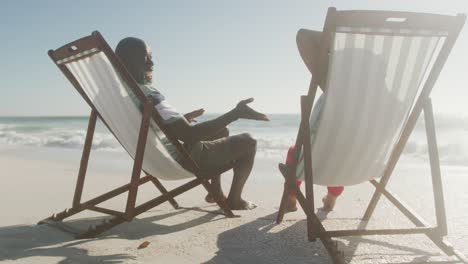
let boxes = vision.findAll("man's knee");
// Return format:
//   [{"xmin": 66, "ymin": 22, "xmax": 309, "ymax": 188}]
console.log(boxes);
[
  {"xmin": 239, "ymin": 133, "xmax": 257, "ymax": 153},
  {"xmin": 229, "ymin": 133, "xmax": 257, "ymax": 156},
  {"xmin": 220, "ymin": 127, "xmax": 229, "ymax": 137}
]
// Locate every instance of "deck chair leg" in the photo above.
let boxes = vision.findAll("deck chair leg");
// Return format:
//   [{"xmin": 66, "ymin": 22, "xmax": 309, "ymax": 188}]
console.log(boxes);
[
  {"xmin": 150, "ymin": 176, "xmax": 179, "ymax": 209},
  {"xmin": 76, "ymin": 216, "xmax": 126, "ymax": 239},
  {"xmin": 126, "ymin": 101, "xmax": 152, "ymax": 220},
  {"xmin": 73, "ymin": 109, "xmax": 98, "ymax": 208},
  {"xmin": 363, "ymin": 181, "xmax": 385, "ymax": 221},
  {"xmin": 38, "ymin": 207, "xmax": 84, "ymax": 224},
  {"xmin": 424, "ymin": 98, "xmax": 448, "ymax": 236},
  {"xmin": 198, "ymin": 174, "xmax": 235, "ymax": 218},
  {"xmin": 39, "ymin": 110, "xmax": 98, "ymax": 225},
  {"xmin": 301, "ymin": 95, "xmax": 318, "ymax": 241},
  {"xmin": 364, "ymin": 99, "xmax": 451, "ymax": 235},
  {"xmin": 363, "ymin": 13, "xmax": 465, "ymax": 221},
  {"xmin": 276, "ymin": 183, "xmax": 289, "ymax": 224},
  {"xmin": 76, "ymin": 177, "xmax": 219, "ymax": 238},
  {"xmin": 279, "ymin": 167, "xmax": 346, "ymax": 264},
  {"xmin": 305, "ymin": 172, "xmax": 317, "ymax": 242},
  {"xmin": 363, "ymin": 106, "xmax": 426, "ymax": 221}
]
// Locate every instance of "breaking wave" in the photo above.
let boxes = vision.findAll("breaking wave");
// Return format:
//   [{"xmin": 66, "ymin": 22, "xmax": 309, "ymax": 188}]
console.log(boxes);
[{"xmin": 1, "ymin": 114, "xmax": 467, "ymax": 166}]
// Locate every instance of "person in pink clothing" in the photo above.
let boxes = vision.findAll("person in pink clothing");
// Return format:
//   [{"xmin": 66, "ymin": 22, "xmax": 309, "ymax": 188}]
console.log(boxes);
[
  {"xmin": 284, "ymin": 146, "xmax": 344, "ymax": 212},
  {"xmin": 282, "ymin": 29, "xmax": 344, "ymax": 212}
]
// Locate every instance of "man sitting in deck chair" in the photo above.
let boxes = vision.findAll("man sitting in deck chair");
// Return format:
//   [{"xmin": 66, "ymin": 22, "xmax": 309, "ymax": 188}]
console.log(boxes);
[{"xmin": 115, "ymin": 37, "xmax": 269, "ymax": 210}]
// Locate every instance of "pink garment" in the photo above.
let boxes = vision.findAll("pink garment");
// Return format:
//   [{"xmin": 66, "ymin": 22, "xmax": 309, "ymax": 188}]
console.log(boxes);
[{"xmin": 285, "ymin": 146, "xmax": 344, "ymax": 197}]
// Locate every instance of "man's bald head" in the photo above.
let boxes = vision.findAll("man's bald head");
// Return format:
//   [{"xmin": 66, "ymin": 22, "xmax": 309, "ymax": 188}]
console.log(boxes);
[{"xmin": 115, "ymin": 37, "xmax": 154, "ymax": 84}]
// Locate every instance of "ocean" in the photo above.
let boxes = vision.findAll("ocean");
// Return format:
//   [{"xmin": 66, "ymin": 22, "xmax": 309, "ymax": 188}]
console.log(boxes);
[{"xmin": 1, "ymin": 114, "xmax": 467, "ymax": 166}]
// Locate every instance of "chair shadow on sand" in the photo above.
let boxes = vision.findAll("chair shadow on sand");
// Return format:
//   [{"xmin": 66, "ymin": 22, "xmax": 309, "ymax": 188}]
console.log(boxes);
[
  {"xmin": 204, "ymin": 212, "xmax": 328, "ymax": 264},
  {"xmin": 206, "ymin": 211, "xmax": 450, "ymax": 264},
  {"xmin": 0, "ymin": 207, "xmax": 221, "ymax": 263},
  {"xmin": 333, "ymin": 217, "xmax": 458, "ymax": 264},
  {"xmin": 0, "ymin": 208, "xmax": 456, "ymax": 264}
]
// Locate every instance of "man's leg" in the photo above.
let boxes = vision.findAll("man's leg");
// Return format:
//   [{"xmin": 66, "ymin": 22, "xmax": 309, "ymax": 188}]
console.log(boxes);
[
  {"xmin": 195, "ymin": 132, "xmax": 257, "ymax": 210},
  {"xmin": 204, "ymin": 128, "xmax": 229, "ymax": 203},
  {"xmin": 322, "ymin": 186, "xmax": 344, "ymax": 211},
  {"xmin": 284, "ymin": 146, "xmax": 301, "ymax": 212},
  {"xmin": 225, "ymin": 133, "xmax": 257, "ymax": 210}
]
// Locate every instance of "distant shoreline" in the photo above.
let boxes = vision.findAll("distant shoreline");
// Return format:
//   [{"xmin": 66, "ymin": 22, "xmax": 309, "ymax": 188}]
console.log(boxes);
[
  {"xmin": 0, "ymin": 113, "xmax": 302, "ymax": 119},
  {"xmin": 1, "ymin": 112, "xmax": 468, "ymax": 119}
]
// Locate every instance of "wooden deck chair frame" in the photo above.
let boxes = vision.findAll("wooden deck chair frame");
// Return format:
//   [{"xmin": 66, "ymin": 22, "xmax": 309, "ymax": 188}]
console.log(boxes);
[
  {"xmin": 38, "ymin": 31, "xmax": 235, "ymax": 239},
  {"xmin": 276, "ymin": 7, "xmax": 467, "ymax": 264}
]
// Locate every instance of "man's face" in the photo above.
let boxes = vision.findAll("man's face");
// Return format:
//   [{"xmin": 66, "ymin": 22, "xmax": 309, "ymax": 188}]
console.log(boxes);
[
  {"xmin": 142, "ymin": 45, "xmax": 154, "ymax": 83},
  {"xmin": 115, "ymin": 38, "xmax": 154, "ymax": 84}
]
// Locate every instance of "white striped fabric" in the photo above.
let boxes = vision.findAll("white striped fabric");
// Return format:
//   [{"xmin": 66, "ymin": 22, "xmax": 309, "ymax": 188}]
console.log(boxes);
[
  {"xmin": 56, "ymin": 48, "xmax": 99, "ymax": 64},
  {"xmin": 297, "ymin": 28, "xmax": 446, "ymax": 186},
  {"xmin": 66, "ymin": 52, "xmax": 194, "ymax": 180}
]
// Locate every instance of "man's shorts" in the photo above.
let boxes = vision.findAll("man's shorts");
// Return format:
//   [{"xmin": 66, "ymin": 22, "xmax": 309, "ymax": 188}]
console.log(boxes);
[{"xmin": 189, "ymin": 137, "xmax": 235, "ymax": 170}]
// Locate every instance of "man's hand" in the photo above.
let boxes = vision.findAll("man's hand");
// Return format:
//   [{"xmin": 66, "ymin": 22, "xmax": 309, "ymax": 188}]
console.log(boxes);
[
  {"xmin": 170, "ymin": 100, "xmax": 267, "ymax": 144},
  {"xmin": 184, "ymin": 108, "xmax": 205, "ymax": 123},
  {"xmin": 234, "ymin": 98, "xmax": 269, "ymax": 121}
]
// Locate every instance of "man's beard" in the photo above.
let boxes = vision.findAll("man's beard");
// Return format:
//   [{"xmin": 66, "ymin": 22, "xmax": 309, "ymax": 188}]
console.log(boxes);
[{"xmin": 144, "ymin": 72, "xmax": 153, "ymax": 84}]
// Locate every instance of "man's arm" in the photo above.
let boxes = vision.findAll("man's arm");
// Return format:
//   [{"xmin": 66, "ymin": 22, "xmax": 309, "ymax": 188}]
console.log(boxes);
[
  {"xmin": 184, "ymin": 108, "xmax": 205, "ymax": 123},
  {"xmin": 167, "ymin": 98, "xmax": 268, "ymax": 144},
  {"xmin": 168, "ymin": 109, "xmax": 237, "ymax": 144}
]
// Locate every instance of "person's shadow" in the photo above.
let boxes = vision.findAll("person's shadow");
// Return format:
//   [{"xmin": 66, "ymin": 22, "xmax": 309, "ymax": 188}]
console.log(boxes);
[
  {"xmin": 1, "ymin": 207, "xmax": 447, "ymax": 263},
  {"xmin": 205, "ymin": 209, "xmax": 444, "ymax": 264},
  {"xmin": 205, "ymin": 212, "xmax": 329, "ymax": 264},
  {"xmin": 0, "ymin": 207, "xmax": 222, "ymax": 263},
  {"xmin": 0, "ymin": 224, "xmax": 131, "ymax": 263}
]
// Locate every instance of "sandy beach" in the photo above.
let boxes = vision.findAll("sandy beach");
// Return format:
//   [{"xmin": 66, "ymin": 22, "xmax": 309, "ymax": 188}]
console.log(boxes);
[
  {"xmin": 1, "ymin": 0, "xmax": 468, "ymax": 263},
  {"xmin": 0, "ymin": 145, "xmax": 467, "ymax": 264}
]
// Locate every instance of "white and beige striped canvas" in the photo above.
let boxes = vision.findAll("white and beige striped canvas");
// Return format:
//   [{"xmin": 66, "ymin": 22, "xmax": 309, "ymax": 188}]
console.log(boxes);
[
  {"xmin": 297, "ymin": 27, "xmax": 447, "ymax": 186},
  {"xmin": 65, "ymin": 52, "xmax": 194, "ymax": 181}
]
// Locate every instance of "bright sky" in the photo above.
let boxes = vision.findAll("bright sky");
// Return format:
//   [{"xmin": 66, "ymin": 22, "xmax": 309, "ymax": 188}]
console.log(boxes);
[{"xmin": 0, "ymin": 0, "xmax": 467, "ymax": 116}]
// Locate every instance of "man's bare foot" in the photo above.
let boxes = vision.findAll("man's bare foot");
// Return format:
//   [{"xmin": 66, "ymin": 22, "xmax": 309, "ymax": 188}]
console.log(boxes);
[
  {"xmin": 322, "ymin": 194, "xmax": 337, "ymax": 212},
  {"xmin": 285, "ymin": 195, "xmax": 298, "ymax": 212},
  {"xmin": 205, "ymin": 193, "xmax": 227, "ymax": 204},
  {"xmin": 226, "ymin": 198, "xmax": 257, "ymax": 210}
]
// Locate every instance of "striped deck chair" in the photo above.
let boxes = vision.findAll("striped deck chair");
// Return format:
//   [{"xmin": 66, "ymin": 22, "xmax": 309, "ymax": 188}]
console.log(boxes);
[
  {"xmin": 39, "ymin": 31, "xmax": 235, "ymax": 239},
  {"xmin": 276, "ymin": 8, "xmax": 466, "ymax": 264}
]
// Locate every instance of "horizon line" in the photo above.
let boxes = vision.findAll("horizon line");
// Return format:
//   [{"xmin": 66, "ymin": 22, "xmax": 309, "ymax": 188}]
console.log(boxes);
[{"xmin": 0, "ymin": 112, "xmax": 303, "ymax": 118}]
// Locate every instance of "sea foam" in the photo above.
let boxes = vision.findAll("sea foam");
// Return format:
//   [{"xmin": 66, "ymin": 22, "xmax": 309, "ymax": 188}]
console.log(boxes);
[{"xmin": 1, "ymin": 114, "xmax": 467, "ymax": 166}]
